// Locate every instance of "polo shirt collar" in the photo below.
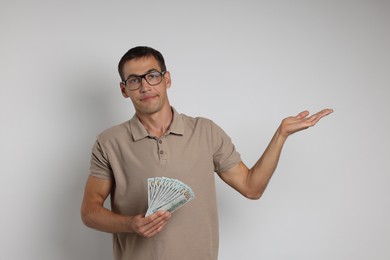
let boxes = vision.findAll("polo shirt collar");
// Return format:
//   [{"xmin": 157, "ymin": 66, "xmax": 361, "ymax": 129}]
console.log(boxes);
[{"xmin": 130, "ymin": 107, "xmax": 184, "ymax": 141}]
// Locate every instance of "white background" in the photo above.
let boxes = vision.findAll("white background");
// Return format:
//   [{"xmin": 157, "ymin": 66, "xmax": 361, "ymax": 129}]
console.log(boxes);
[{"xmin": 1, "ymin": 1, "xmax": 389, "ymax": 259}]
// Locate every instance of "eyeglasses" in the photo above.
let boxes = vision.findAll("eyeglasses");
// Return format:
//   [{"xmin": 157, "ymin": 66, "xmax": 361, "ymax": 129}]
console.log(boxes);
[{"xmin": 122, "ymin": 71, "xmax": 167, "ymax": 91}]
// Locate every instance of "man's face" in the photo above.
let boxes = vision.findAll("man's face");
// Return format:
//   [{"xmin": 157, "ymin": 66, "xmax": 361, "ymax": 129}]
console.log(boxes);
[{"xmin": 120, "ymin": 56, "xmax": 171, "ymax": 116}]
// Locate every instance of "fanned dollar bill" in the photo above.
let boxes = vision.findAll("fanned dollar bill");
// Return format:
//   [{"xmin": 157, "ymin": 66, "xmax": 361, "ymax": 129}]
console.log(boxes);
[{"xmin": 145, "ymin": 177, "xmax": 195, "ymax": 217}]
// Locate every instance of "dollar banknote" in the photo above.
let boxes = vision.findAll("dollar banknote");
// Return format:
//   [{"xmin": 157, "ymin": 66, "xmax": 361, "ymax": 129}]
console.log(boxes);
[{"xmin": 145, "ymin": 177, "xmax": 195, "ymax": 217}]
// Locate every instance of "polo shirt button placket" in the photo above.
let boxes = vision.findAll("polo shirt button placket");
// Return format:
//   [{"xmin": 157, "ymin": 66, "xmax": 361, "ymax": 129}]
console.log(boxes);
[{"xmin": 157, "ymin": 138, "xmax": 167, "ymax": 164}]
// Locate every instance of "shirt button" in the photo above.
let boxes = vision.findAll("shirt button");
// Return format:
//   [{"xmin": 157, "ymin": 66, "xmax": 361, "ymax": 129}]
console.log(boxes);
[
  {"xmin": 160, "ymin": 150, "xmax": 164, "ymax": 154},
  {"xmin": 159, "ymin": 140, "xmax": 163, "ymax": 144}
]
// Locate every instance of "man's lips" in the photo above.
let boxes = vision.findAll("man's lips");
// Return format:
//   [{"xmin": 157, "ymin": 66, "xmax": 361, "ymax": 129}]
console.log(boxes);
[{"xmin": 140, "ymin": 95, "xmax": 157, "ymax": 102}]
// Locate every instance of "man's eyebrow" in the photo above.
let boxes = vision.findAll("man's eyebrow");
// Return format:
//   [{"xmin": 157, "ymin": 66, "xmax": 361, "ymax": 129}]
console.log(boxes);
[{"xmin": 126, "ymin": 69, "xmax": 159, "ymax": 78}]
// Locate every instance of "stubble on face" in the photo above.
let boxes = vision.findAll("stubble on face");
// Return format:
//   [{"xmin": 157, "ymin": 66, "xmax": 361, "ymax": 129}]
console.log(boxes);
[{"xmin": 121, "ymin": 56, "xmax": 171, "ymax": 116}]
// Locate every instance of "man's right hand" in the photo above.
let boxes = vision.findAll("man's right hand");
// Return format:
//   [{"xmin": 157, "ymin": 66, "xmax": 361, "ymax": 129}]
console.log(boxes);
[
  {"xmin": 81, "ymin": 176, "xmax": 172, "ymax": 236},
  {"xmin": 130, "ymin": 211, "xmax": 171, "ymax": 238}
]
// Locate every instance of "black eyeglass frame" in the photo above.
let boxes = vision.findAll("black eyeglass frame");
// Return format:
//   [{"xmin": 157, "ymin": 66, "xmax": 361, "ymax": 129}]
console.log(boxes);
[{"xmin": 122, "ymin": 71, "xmax": 167, "ymax": 91}]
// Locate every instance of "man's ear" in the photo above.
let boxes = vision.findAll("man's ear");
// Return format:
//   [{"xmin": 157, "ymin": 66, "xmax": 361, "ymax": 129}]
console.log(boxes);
[
  {"xmin": 164, "ymin": 71, "xmax": 172, "ymax": 89},
  {"xmin": 120, "ymin": 82, "xmax": 129, "ymax": 98}
]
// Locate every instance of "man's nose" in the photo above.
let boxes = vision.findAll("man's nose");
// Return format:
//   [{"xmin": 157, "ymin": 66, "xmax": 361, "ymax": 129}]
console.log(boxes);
[{"xmin": 139, "ymin": 78, "xmax": 151, "ymax": 92}]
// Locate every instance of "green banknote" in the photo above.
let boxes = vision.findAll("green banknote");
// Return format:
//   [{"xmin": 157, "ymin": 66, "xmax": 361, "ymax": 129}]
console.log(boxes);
[{"xmin": 145, "ymin": 177, "xmax": 195, "ymax": 217}]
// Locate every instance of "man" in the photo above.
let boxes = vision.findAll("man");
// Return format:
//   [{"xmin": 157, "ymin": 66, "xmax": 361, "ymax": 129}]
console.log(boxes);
[{"xmin": 81, "ymin": 46, "xmax": 333, "ymax": 260}]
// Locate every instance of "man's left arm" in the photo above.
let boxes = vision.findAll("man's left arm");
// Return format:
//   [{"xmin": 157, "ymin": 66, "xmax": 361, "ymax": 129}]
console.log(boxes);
[{"xmin": 217, "ymin": 108, "xmax": 333, "ymax": 199}]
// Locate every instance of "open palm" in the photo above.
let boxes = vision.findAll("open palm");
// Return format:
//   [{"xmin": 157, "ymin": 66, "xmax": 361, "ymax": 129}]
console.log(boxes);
[{"xmin": 279, "ymin": 109, "xmax": 333, "ymax": 137}]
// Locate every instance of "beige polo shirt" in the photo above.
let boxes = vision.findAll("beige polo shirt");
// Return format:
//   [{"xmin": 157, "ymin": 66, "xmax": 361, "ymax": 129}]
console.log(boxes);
[{"xmin": 89, "ymin": 107, "xmax": 241, "ymax": 260}]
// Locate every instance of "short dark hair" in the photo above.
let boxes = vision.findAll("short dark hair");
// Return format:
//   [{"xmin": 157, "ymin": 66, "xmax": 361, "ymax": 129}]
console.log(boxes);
[{"xmin": 118, "ymin": 46, "xmax": 167, "ymax": 81}]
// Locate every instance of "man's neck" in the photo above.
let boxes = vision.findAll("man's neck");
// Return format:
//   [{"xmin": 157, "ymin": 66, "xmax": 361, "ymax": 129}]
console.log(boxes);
[{"xmin": 137, "ymin": 106, "xmax": 173, "ymax": 138}]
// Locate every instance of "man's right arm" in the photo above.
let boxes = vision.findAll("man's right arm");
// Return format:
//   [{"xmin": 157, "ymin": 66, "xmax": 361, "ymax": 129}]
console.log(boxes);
[{"xmin": 80, "ymin": 175, "xmax": 171, "ymax": 238}]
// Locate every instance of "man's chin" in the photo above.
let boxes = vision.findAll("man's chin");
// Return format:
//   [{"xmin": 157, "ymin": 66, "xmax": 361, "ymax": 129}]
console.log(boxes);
[{"xmin": 135, "ymin": 104, "xmax": 162, "ymax": 115}]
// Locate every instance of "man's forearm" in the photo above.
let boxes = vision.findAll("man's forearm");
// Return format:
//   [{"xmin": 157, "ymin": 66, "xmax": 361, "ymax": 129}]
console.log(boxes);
[
  {"xmin": 81, "ymin": 205, "xmax": 133, "ymax": 234},
  {"xmin": 218, "ymin": 109, "xmax": 332, "ymax": 200},
  {"xmin": 246, "ymin": 128, "xmax": 287, "ymax": 199},
  {"xmin": 81, "ymin": 204, "xmax": 172, "ymax": 238}
]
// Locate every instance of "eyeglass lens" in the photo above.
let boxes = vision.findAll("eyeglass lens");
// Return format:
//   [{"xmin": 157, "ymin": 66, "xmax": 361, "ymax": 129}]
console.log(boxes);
[{"xmin": 125, "ymin": 71, "xmax": 164, "ymax": 90}]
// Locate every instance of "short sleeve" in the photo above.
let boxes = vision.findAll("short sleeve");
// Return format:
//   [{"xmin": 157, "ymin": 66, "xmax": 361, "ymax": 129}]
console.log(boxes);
[
  {"xmin": 211, "ymin": 121, "xmax": 241, "ymax": 173},
  {"xmin": 89, "ymin": 138, "xmax": 113, "ymax": 180}
]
